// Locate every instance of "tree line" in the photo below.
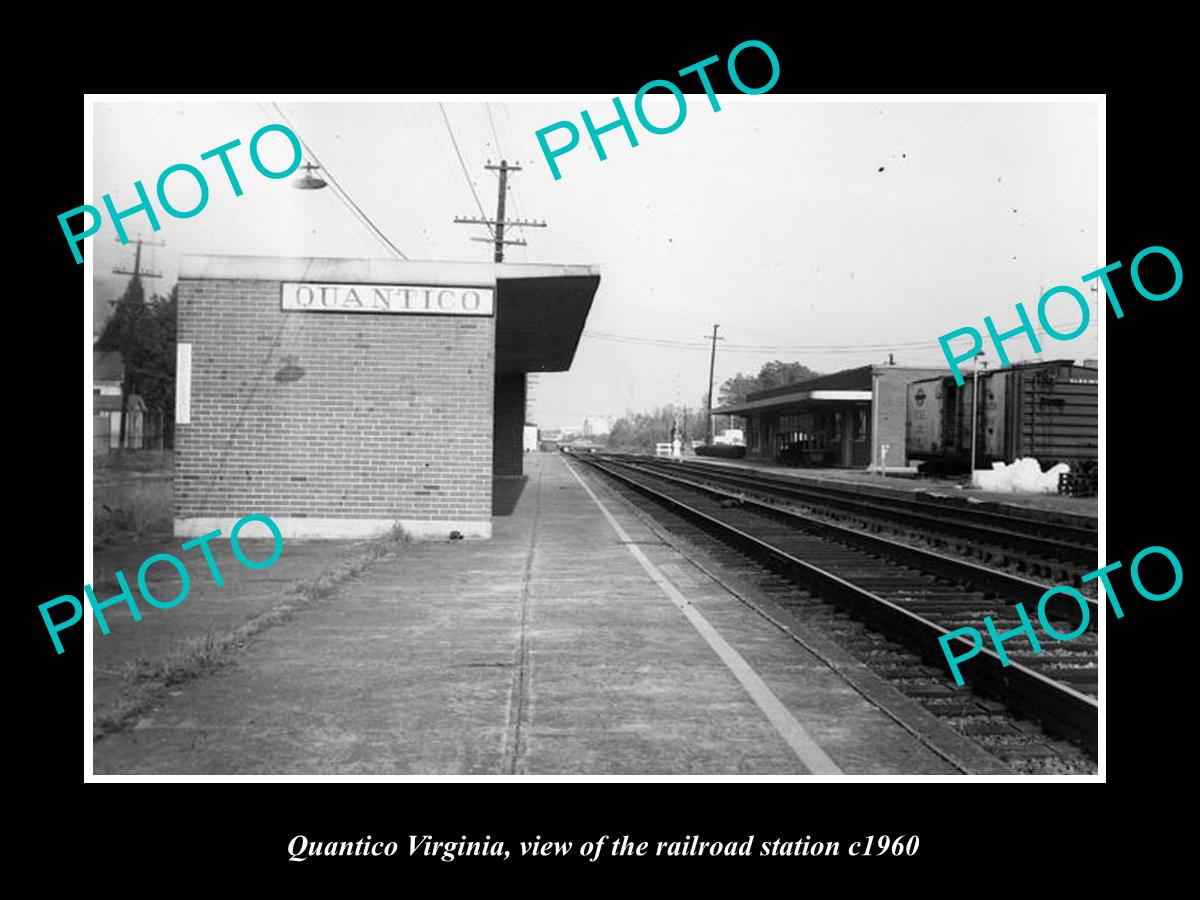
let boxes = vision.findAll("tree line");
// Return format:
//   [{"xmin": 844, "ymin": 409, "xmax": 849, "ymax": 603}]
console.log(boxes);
[
  {"xmin": 605, "ymin": 360, "xmax": 821, "ymax": 452},
  {"xmin": 717, "ymin": 360, "xmax": 821, "ymax": 406},
  {"xmin": 95, "ymin": 277, "xmax": 178, "ymax": 447}
]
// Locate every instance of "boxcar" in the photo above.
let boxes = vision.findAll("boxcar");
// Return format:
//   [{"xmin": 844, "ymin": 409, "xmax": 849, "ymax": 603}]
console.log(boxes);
[{"xmin": 906, "ymin": 360, "xmax": 1097, "ymax": 473}]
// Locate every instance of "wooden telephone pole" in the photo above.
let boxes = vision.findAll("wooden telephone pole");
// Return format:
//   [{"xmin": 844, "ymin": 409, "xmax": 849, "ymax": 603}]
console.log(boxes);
[
  {"xmin": 704, "ymin": 324, "xmax": 724, "ymax": 444},
  {"xmin": 454, "ymin": 160, "xmax": 548, "ymax": 453},
  {"xmin": 454, "ymin": 160, "xmax": 546, "ymax": 262},
  {"xmin": 112, "ymin": 233, "xmax": 164, "ymax": 283},
  {"xmin": 111, "ymin": 234, "xmax": 163, "ymax": 448}
]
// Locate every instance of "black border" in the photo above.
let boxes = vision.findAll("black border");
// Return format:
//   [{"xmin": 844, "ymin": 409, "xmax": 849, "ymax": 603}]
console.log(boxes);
[{"xmin": 25, "ymin": 20, "xmax": 1190, "ymax": 883}]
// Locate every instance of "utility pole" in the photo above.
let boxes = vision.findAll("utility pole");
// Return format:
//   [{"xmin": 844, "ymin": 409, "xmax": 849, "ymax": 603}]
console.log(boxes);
[
  {"xmin": 704, "ymin": 324, "xmax": 723, "ymax": 444},
  {"xmin": 453, "ymin": 159, "xmax": 546, "ymax": 262},
  {"xmin": 455, "ymin": 160, "xmax": 548, "ymax": 474},
  {"xmin": 111, "ymin": 234, "xmax": 163, "ymax": 449},
  {"xmin": 970, "ymin": 355, "xmax": 988, "ymax": 477},
  {"xmin": 112, "ymin": 233, "xmax": 164, "ymax": 284}
]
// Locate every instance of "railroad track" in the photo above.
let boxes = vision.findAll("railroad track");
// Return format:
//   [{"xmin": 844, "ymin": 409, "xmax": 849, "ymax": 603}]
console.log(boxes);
[
  {"xmin": 575, "ymin": 453, "xmax": 1098, "ymax": 763},
  {"xmin": 608, "ymin": 454, "xmax": 1097, "ymax": 581}
]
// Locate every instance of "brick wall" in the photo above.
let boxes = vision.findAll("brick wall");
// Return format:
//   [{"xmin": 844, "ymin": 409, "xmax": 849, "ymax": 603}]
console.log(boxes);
[
  {"xmin": 875, "ymin": 367, "xmax": 946, "ymax": 467},
  {"xmin": 175, "ymin": 277, "xmax": 494, "ymax": 534},
  {"xmin": 492, "ymin": 372, "xmax": 526, "ymax": 477}
]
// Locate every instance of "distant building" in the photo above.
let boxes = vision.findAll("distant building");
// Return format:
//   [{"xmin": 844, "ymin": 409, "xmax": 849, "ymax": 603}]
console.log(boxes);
[
  {"xmin": 582, "ymin": 415, "xmax": 614, "ymax": 436},
  {"xmin": 94, "ymin": 350, "xmax": 123, "ymax": 397},
  {"xmin": 715, "ymin": 364, "xmax": 945, "ymax": 469},
  {"xmin": 92, "ymin": 348, "xmax": 146, "ymax": 454},
  {"xmin": 712, "ymin": 428, "xmax": 744, "ymax": 446}
]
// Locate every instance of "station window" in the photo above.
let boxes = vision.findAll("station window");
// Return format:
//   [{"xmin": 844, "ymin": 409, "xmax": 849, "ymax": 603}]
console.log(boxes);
[{"xmin": 777, "ymin": 413, "xmax": 814, "ymax": 446}]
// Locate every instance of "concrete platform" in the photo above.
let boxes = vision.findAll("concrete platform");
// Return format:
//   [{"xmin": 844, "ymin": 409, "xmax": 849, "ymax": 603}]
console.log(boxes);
[
  {"xmin": 93, "ymin": 452, "xmax": 972, "ymax": 776},
  {"xmin": 684, "ymin": 456, "xmax": 1098, "ymax": 523}
]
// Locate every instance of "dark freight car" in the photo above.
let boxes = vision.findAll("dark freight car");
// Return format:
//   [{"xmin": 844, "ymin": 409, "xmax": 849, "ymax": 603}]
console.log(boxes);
[{"xmin": 906, "ymin": 360, "xmax": 1097, "ymax": 474}]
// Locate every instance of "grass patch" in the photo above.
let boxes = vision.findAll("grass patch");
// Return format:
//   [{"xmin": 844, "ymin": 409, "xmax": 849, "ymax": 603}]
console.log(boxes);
[
  {"xmin": 96, "ymin": 449, "xmax": 174, "ymax": 474},
  {"xmin": 94, "ymin": 529, "xmax": 406, "ymax": 740},
  {"xmin": 95, "ymin": 480, "xmax": 173, "ymax": 545},
  {"xmin": 94, "ymin": 450, "xmax": 173, "ymax": 547}
]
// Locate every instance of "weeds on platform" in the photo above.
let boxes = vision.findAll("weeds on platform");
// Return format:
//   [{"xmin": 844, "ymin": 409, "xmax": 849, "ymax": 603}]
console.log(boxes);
[
  {"xmin": 387, "ymin": 522, "xmax": 414, "ymax": 544},
  {"xmin": 94, "ymin": 452, "xmax": 173, "ymax": 546},
  {"xmin": 94, "ymin": 480, "xmax": 172, "ymax": 545},
  {"xmin": 93, "ymin": 528, "xmax": 407, "ymax": 740}
]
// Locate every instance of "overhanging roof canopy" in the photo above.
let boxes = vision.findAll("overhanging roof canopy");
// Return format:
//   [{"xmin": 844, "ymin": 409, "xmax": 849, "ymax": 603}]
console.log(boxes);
[
  {"xmin": 718, "ymin": 389, "xmax": 872, "ymax": 415},
  {"xmin": 495, "ymin": 272, "xmax": 600, "ymax": 373},
  {"xmin": 716, "ymin": 365, "xmax": 876, "ymax": 416},
  {"xmin": 180, "ymin": 255, "xmax": 601, "ymax": 375}
]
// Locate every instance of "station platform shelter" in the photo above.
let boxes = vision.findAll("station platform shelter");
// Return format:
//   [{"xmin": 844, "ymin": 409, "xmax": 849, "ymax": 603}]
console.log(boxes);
[
  {"xmin": 173, "ymin": 255, "xmax": 600, "ymax": 541},
  {"xmin": 715, "ymin": 365, "xmax": 945, "ymax": 470}
]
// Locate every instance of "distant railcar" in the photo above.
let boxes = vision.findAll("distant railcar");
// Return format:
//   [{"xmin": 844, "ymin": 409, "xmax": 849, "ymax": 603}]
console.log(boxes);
[{"xmin": 906, "ymin": 360, "xmax": 1097, "ymax": 474}]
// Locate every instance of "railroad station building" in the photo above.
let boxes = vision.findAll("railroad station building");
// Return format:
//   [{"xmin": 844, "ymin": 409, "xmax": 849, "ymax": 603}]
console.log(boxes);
[
  {"xmin": 716, "ymin": 364, "xmax": 945, "ymax": 470},
  {"xmin": 173, "ymin": 254, "xmax": 600, "ymax": 540}
]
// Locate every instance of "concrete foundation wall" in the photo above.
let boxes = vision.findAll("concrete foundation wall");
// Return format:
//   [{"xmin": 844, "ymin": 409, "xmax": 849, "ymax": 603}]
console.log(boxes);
[{"xmin": 175, "ymin": 277, "xmax": 495, "ymax": 538}]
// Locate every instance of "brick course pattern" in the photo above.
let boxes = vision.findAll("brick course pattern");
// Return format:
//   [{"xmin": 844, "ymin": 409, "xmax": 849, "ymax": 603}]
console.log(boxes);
[{"xmin": 175, "ymin": 278, "xmax": 494, "ymax": 526}]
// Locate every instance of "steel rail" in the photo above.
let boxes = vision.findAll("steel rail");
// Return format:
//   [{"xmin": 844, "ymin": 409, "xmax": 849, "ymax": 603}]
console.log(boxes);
[
  {"xmin": 621, "ymin": 454, "xmax": 1097, "ymax": 556},
  {"xmin": 579, "ymin": 455, "xmax": 1098, "ymax": 755},
  {"xmin": 605, "ymin": 456, "xmax": 1098, "ymax": 626}
]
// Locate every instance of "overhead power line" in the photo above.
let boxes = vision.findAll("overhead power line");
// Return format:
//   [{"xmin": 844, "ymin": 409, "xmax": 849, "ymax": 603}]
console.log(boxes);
[
  {"xmin": 581, "ymin": 330, "xmax": 940, "ymax": 352},
  {"xmin": 485, "ymin": 103, "xmax": 503, "ymax": 156},
  {"xmin": 438, "ymin": 102, "xmax": 493, "ymax": 239},
  {"xmin": 454, "ymin": 159, "xmax": 546, "ymax": 262},
  {"xmin": 267, "ymin": 102, "xmax": 408, "ymax": 260},
  {"xmin": 495, "ymin": 104, "xmax": 531, "ymax": 262},
  {"xmin": 581, "ymin": 320, "xmax": 1099, "ymax": 355}
]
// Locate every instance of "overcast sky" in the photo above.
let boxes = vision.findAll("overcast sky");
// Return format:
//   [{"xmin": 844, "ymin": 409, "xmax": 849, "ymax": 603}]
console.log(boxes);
[{"xmin": 90, "ymin": 98, "xmax": 1099, "ymax": 431}]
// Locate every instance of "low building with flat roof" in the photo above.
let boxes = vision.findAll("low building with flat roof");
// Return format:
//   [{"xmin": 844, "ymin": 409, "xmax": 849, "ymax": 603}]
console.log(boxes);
[
  {"xmin": 716, "ymin": 364, "xmax": 945, "ymax": 469},
  {"xmin": 174, "ymin": 254, "xmax": 600, "ymax": 540}
]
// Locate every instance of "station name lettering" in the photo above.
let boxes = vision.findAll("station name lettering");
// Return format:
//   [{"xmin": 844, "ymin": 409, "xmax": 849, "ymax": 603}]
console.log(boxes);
[{"xmin": 281, "ymin": 282, "xmax": 494, "ymax": 316}]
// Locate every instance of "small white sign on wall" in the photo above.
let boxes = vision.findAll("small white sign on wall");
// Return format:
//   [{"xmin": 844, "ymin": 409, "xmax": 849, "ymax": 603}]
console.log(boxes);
[{"xmin": 176, "ymin": 342, "xmax": 192, "ymax": 425}]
